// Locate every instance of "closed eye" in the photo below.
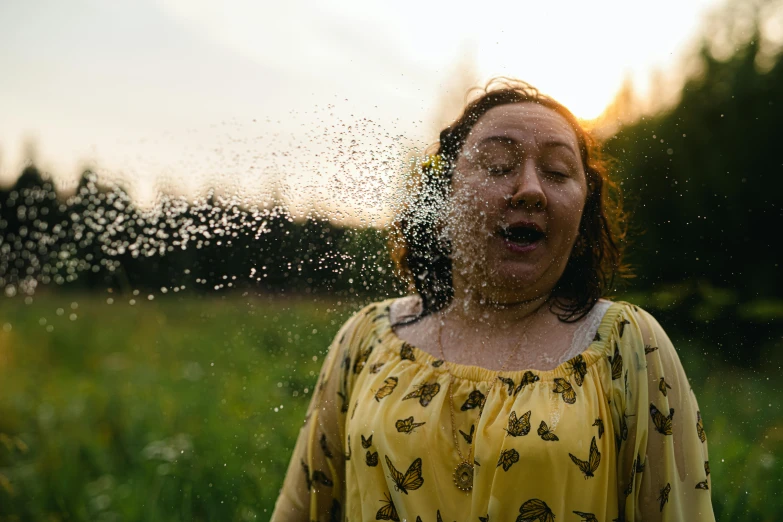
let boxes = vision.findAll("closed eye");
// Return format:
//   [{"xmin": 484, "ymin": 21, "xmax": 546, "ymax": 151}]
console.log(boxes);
[{"xmin": 486, "ymin": 165, "xmax": 514, "ymax": 175}]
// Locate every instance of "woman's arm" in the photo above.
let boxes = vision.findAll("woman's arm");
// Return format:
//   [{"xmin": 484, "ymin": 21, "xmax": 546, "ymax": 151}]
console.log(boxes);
[
  {"xmin": 271, "ymin": 308, "xmax": 368, "ymax": 522},
  {"xmin": 615, "ymin": 305, "xmax": 715, "ymax": 521}
]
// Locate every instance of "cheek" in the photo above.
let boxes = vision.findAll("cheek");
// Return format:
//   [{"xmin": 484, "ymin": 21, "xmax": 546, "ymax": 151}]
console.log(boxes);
[
  {"xmin": 444, "ymin": 182, "xmax": 501, "ymax": 260},
  {"xmin": 450, "ymin": 180, "xmax": 487, "ymax": 217},
  {"xmin": 451, "ymin": 175, "xmax": 507, "ymax": 210},
  {"xmin": 547, "ymin": 191, "xmax": 587, "ymax": 240}
]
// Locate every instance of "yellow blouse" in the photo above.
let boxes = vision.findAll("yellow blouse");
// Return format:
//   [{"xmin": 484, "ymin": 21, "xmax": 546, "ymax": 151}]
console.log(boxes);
[{"xmin": 272, "ymin": 298, "xmax": 715, "ymax": 521}]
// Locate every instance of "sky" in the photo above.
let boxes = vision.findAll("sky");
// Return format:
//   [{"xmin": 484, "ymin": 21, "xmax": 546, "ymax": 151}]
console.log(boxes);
[{"xmin": 0, "ymin": 0, "xmax": 723, "ymax": 220}]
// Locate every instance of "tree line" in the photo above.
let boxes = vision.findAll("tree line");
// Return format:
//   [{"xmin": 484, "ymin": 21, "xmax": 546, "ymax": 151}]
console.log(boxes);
[
  {"xmin": 1, "ymin": 3, "xmax": 781, "ymax": 365},
  {"xmin": 0, "ymin": 167, "xmax": 403, "ymax": 300}
]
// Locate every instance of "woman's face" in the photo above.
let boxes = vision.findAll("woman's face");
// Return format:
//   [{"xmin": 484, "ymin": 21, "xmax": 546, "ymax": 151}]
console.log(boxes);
[{"xmin": 446, "ymin": 102, "xmax": 588, "ymax": 304}]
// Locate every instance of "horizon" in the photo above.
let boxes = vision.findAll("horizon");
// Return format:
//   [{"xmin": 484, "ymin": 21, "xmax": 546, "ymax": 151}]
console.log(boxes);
[{"xmin": 0, "ymin": 0, "xmax": 733, "ymax": 222}]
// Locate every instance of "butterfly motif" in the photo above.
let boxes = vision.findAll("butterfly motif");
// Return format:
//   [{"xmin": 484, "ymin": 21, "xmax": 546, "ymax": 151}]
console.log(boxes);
[
  {"xmin": 618, "ymin": 318, "xmax": 630, "ymax": 337},
  {"xmin": 623, "ymin": 463, "xmax": 635, "ymax": 497},
  {"xmin": 337, "ymin": 390, "xmax": 349, "ymax": 413},
  {"xmin": 644, "ymin": 345, "xmax": 658, "ymax": 355},
  {"xmin": 553, "ymin": 378, "xmax": 576, "ymax": 404},
  {"xmin": 459, "ymin": 424, "xmax": 475, "ymax": 444},
  {"xmin": 608, "ymin": 342, "xmax": 623, "ymax": 380},
  {"xmin": 403, "ymin": 382, "xmax": 441, "ymax": 407},
  {"xmin": 695, "ymin": 480, "xmax": 709, "ymax": 490},
  {"xmin": 624, "ymin": 370, "xmax": 629, "ymax": 398},
  {"xmin": 330, "ymin": 498, "xmax": 342, "ymax": 521},
  {"xmin": 431, "ymin": 359, "xmax": 444, "ymax": 368},
  {"xmin": 696, "ymin": 411, "xmax": 706, "ymax": 442},
  {"xmin": 320, "ymin": 433, "xmax": 333, "ymax": 459},
  {"xmin": 385, "ymin": 456, "xmax": 424, "ymax": 494},
  {"xmin": 366, "ymin": 450, "xmax": 379, "ymax": 467},
  {"xmin": 537, "ymin": 420, "xmax": 559, "ymax": 441},
  {"xmin": 592, "ymin": 418, "xmax": 604, "ymax": 439},
  {"xmin": 301, "ymin": 460, "xmax": 311, "ymax": 490},
  {"xmin": 461, "ymin": 389, "xmax": 486, "ymax": 411},
  {"xmin": 376, "ymin": 492, "xmax": 399, "ymax": 521},
  {"xmin": 658, "ymin": 483, "xmax": 671, "ymax": 511},
  {"xmin": 497, "ymin": 448, "xmax": 520, "ymax": 471},
  {"xmin": 514, "ymin": 371, "xmax": 540, "ymax": 395},
  {"xmin": 400, "ymin": 343, "xmax": 416, "ymax": 361},
  {"xmin": 498, "ymin": 376, "xmax": 516, "ymax": 395},
  {"xmin": 345, "ymin": 435, "xmax": 351, "ymax": 460},
  {"xmin": 633, "ymin": 351, "xmax": 646, "ymax": 371},
  {"xmin": 479, "ymin": 515, "xmax": 490, "ymax": 522},
  {"xmin": 351, "ymin": 401, "xmax": 358, "ymax": 420},
  {"xmin": 593, "ymin": 331, "xmax": 601, "ymax": 342},
  {"xmin": 354, "ymin": 345, "xmax": 373, "ymax": 374},
  {"xmin": 704, "ymin": 461, "xmax": 710, "ymax": 476},
  {"xmin": 516, "ymin": 498, "xmax": 555, "ymax": 522},
  {"xmin": 436, "ymin": 511, "xmax": 454, "ymax": 522},
  {"xmin": 375, "ymin": 377, "xmax": 399, "ymax": 402},
  {"xmin": 340, "ymin": 357, "xmax": 349, "ymax": 393},
  {"xmin": 635, "ymin": 453, "xmax": 646, "ymax": 473},
  {"xmin": 395, "ymin": 416, "xmax": 426, "ymax": 434},
  {"xmin": 369, "ymin": 362, "xmax": 385, "ymax": 374},
  {"xmin": 505, "ymin": 410, "xmax": 532, "ymax": 437},
  {"xmin": 567, "ymin": 354, "xmax": 588, "ymax": 387},
  {"xmin": 573, "ymin": 511, "xmax": 598, "ymax": 522},
  {"xmin": 623, "ymin": 454, "xmax": 644, "ymax": 497},
  {"xmin": 569, "ymin": 436, "xmax": 601, "ymax": 478},
  {"xmin": 619, "ymin": 410, "xmax": 635, "ymax": 441},
  {"xmin": 659, "ymin": 377, "xmax": 672, "ymax": 397},
  {"xmin": 361, "ymin": 434, "xmax": 373, "ymax": 449},
  {"xmin": 650, "ymin": 403, "xmax": 674, "ymax": 435},
  {"xmin": 301, "ymin": 462, "xmax": 332, "ymax": 491}
]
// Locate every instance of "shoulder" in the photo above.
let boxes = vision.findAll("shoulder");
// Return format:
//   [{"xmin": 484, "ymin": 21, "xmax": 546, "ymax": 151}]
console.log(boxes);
[
  {"xmin": 609, "ymin": 301, "xmax": 687, "ymax": 387},
  {"xmin": 332, "ymin": 297, "xmax": 400, "ymax": 348},
  {"xmin": 601, "ymin": 301, "xmax": 679, "ymax": 374},
  {"xmin": 605, "ymin": 300, "xmax": 670, "ymax": 341},
  {"xmin": 341, "ymin": 294, "xmax": 422, "ymax": 331},
  {"xmin": 615, "ymin": 301, "xmax": 673, "ymax": 347},
  {"xmin": 389, "ymin": 294, "xmax": 423, "ymax": 326}
]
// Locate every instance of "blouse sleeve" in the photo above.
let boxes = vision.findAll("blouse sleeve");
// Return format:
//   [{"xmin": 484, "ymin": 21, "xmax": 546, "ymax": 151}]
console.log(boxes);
[
  {"xmin": 611, "ymin": 304, "xmax": 716, "ymax": 521},
  {"xmin": 270, "ymin": 304, "xmax": 377, "ymax": 522}
]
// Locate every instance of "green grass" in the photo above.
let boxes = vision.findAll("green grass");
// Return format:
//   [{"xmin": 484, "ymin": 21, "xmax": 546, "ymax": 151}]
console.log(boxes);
[{"xmin": 0, "ymin": 293, "xmax": 780, "ymax": 521}]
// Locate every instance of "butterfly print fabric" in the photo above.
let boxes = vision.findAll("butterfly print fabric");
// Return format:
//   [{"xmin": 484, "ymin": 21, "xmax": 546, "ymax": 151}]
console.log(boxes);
[{"xmin": 271, "ymin": 298, "xmax": 715, "ymax": 522}]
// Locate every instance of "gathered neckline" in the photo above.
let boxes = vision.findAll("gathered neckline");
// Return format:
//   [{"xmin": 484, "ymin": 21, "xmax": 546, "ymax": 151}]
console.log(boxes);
[{"xmin": 372, "ymin": 297, "xmax": 628, "ymax": 383}]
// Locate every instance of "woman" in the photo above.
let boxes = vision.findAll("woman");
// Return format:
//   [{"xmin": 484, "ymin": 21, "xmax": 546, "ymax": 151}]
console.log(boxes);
[{"xmin": 271, "ymin": 79, "xmax": 715, "ymax": 521}]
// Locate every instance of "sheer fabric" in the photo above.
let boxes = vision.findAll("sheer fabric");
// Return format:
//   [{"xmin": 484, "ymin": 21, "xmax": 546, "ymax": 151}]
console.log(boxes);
[{"xmin": 271, "ymin": 298, "xmax": 715, "ymax": 521}]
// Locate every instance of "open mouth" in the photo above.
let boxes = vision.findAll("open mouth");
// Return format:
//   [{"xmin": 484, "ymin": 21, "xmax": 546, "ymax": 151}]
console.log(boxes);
[{"xmin": 498, "ymin": 223, "xmax": 546, "ymax": 247}]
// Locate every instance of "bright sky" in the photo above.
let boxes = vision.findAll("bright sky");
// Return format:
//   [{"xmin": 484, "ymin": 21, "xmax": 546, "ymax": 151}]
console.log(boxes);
[{"xmin": 0, "ymin": 0, "xmax": 721, "ymax": 220}]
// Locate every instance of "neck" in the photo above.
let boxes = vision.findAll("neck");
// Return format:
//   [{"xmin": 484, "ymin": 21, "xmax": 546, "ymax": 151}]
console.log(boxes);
[{"xmin": 441, "ymin": 289, "xmax": 552, "ymax": 330}]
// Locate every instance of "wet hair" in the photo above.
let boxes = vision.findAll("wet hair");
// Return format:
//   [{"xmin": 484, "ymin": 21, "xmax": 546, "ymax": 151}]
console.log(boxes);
[{"xmin": 391, "ymin": 77, "xmax": 631, "ymax": 323}]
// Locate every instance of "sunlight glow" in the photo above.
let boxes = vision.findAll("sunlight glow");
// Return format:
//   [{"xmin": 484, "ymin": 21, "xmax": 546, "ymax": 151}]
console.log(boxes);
[{"xmin": 0, "ymin": 0, "xmax": 722, "ymax": 216}]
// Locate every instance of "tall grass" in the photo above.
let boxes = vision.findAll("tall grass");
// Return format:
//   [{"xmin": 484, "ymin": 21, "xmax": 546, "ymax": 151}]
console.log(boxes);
[{"xmin": 0, "ymin": 293, "xmax": 779, "ymax": 521}]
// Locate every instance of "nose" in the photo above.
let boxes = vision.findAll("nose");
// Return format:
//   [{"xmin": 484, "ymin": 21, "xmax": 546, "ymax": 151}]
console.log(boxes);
[{"xmin": 509, "ymin": 160, "xmax": 547, "ymax": 210}]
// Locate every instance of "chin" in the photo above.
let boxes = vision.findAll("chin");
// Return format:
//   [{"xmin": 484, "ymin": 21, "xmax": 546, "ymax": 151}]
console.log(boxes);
[
  {"xmin": 491, "ymin": 257, "xmax": 544, "ymax": 282},
  {"xmin": 486, "ymin": 258, "xmax": 566, "ymax": 297},
  {"xmin": 484, "ymin": 270, "xmax": 543, "ymax": 296}
]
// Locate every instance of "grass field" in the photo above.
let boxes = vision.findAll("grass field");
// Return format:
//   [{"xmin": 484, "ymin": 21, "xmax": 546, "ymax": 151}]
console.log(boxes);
[{"xmin": 0, "ymin": 293, "xmax": 780, "ymax": 521}]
